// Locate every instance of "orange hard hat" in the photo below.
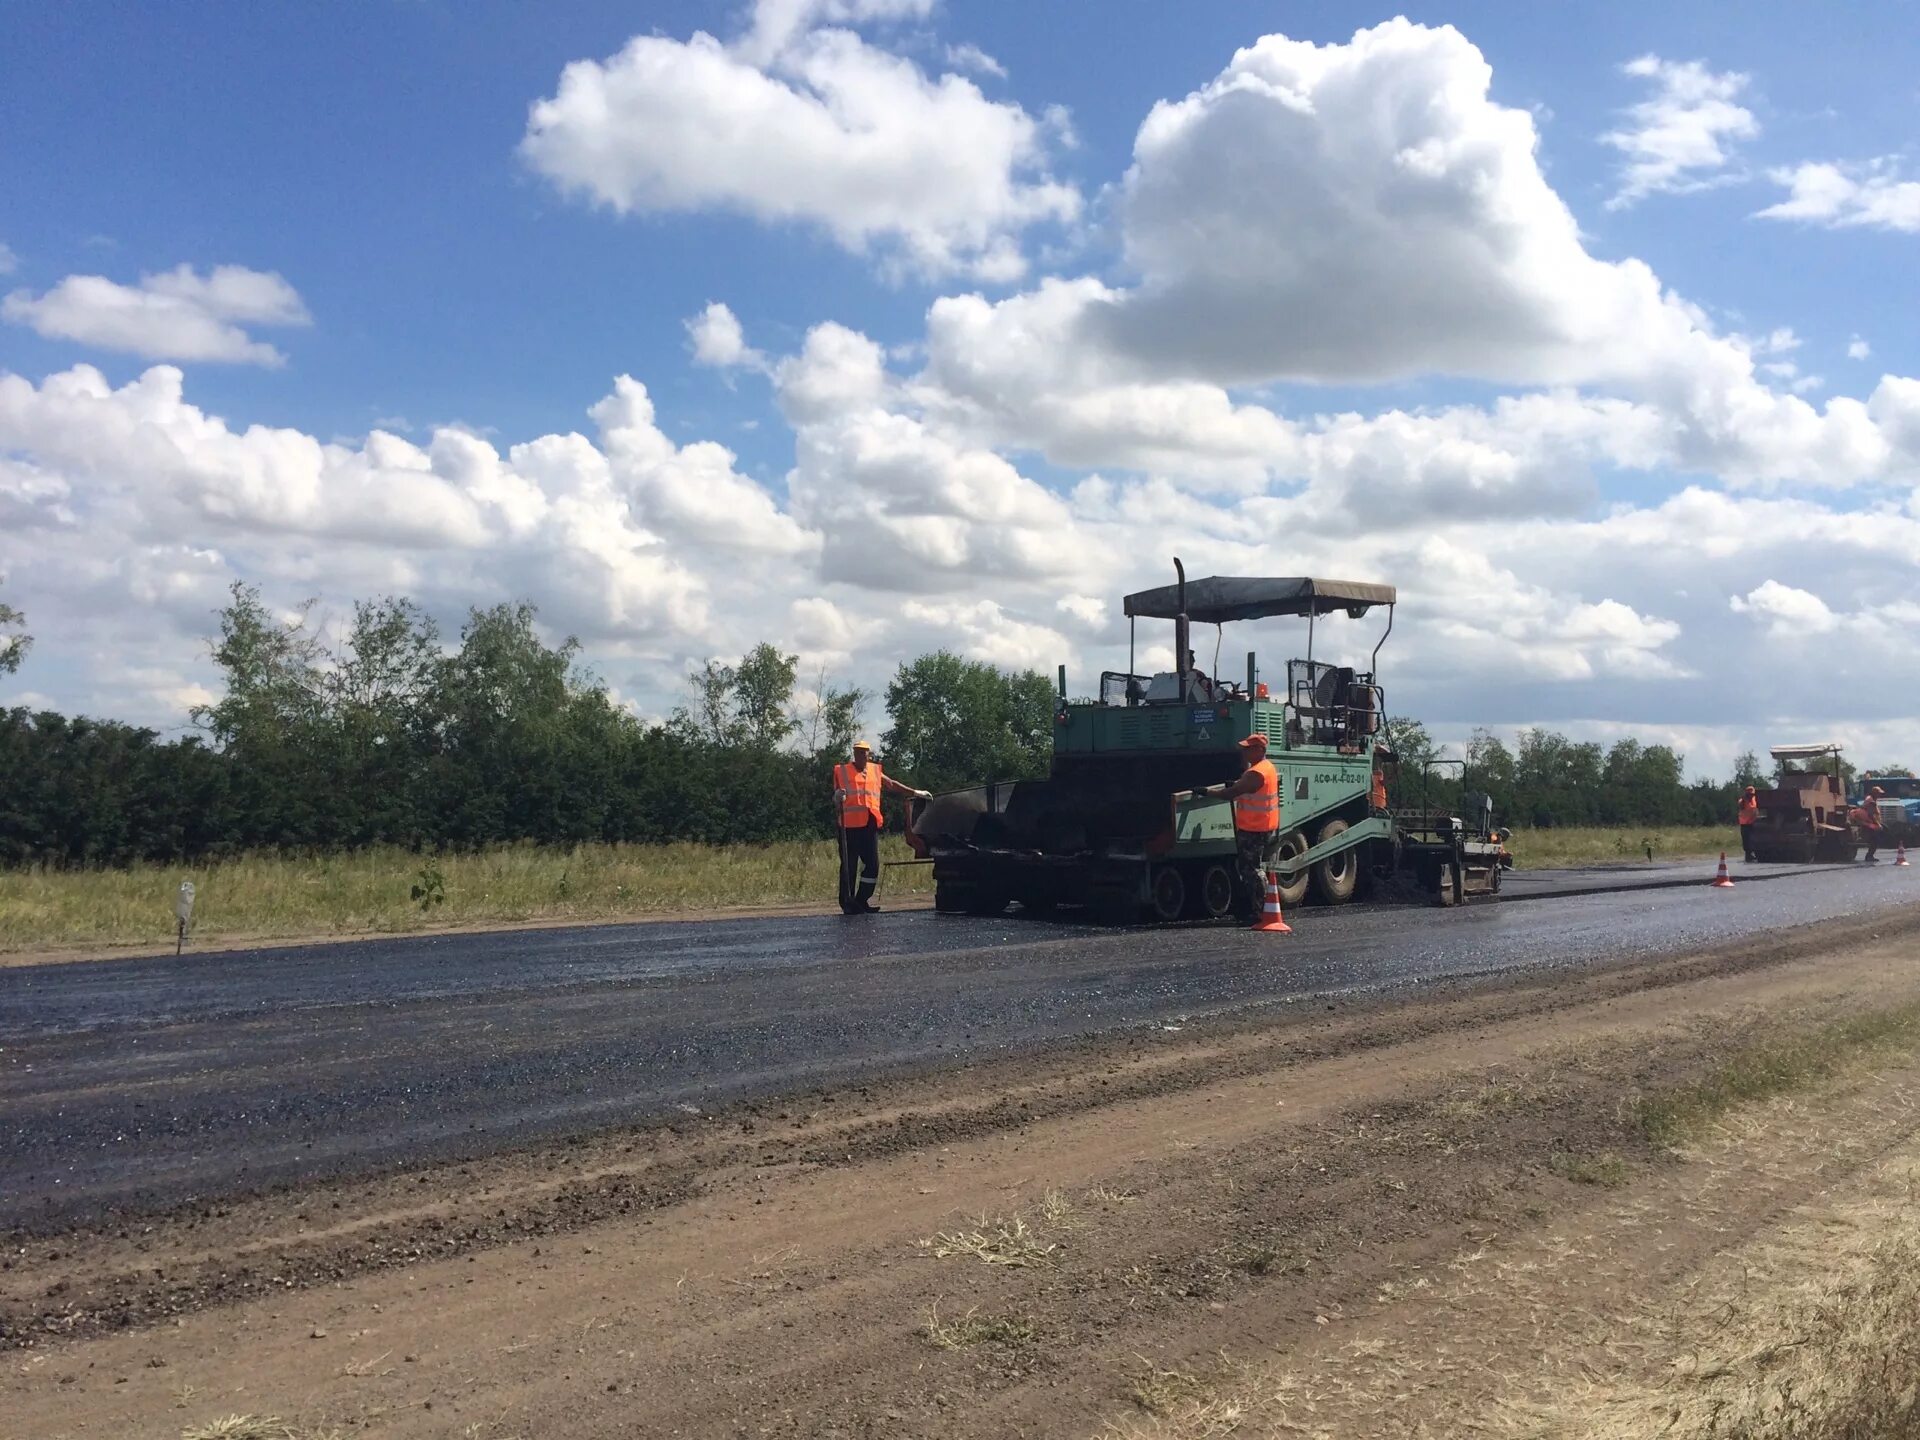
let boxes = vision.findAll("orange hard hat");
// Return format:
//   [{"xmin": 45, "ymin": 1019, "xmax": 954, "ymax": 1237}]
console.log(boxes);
[
  {"xmin": 1871, "ymin": 785, "xmax": 1885, "ymax": 796},
  {"xmin": 1744, "ymin": 784, "xmax": 1756, "ymax": 794},
  {"xmin": 1238, "ymin": 733, "xmax": 1268, "ymax": 756}
]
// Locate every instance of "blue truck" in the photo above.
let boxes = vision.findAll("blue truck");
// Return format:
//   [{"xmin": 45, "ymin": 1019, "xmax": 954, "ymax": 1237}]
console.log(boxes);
[{"xmin": 1853, "ymin": 773, "xmax": 1920, "ymax": 840}]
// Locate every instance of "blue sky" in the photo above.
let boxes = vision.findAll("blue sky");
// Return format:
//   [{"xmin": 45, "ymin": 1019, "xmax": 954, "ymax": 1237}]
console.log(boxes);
[{"xmin": 4, "ymin": 1, "xmax": 1919, "ymax": 774}]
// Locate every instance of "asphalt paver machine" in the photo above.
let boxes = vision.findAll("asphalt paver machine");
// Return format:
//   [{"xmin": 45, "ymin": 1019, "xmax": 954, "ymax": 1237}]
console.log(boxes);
[{"xmin": 909, "ymin": 561, "xmax": 1506, "ymax": 922}]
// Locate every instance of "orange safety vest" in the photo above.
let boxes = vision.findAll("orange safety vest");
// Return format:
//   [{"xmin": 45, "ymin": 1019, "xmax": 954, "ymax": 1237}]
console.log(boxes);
[
  {"xmin": 1234, "ymin": 759, "xmax": 1280, "ymax": 833},
  {"xmin": 834, "ymin": 761, "xmax": 884, "ymax": 829},
  {"xmin": 1371, "ymin": 770, "xmax": 1388, "ymax": 810},
  {"xmin": 1737, "ymin": 795, "xmax": 1758, "ymax": 825}
]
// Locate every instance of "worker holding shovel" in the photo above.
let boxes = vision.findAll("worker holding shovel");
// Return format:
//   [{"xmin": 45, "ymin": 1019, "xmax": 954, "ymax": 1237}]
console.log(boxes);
[{"xmin": 833, "ymin": 740, "xmax": 930, "ymax": 915}]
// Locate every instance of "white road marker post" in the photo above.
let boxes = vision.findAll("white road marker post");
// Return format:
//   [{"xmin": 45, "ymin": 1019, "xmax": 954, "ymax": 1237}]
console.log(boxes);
[{"xmin": 174, "ymin": 881, "xmax": 195, "ymax": 956}]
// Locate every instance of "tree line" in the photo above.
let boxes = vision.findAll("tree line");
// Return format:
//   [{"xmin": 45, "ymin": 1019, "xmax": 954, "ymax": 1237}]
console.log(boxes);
[
  {"xmin": 1384, "ymin": 720, "xmax": 1905, "ymax": 830},
  {"xmin": 0, "ymin": 585, "xmax": 1056, "ymax": 867},
  {"xmin": 2, "ymin": 579, "xmax": 1902, "ymax": 869}
]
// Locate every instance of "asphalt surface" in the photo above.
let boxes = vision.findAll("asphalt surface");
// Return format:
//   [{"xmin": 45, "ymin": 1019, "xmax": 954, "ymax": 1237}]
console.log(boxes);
[
  {"xmin": 1497, "ymin": 855, "xmax": 1821, "ymax": 899},
  {"xmin": 3, "ymin": 863, "xmax": 1912, "ymax": 1231}
]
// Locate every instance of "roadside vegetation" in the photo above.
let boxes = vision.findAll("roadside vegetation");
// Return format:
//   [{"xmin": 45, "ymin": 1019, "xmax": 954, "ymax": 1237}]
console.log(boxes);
[
  {"xmin": 0, "ymin": 836, "xmax": 935, "ymax": 952},
  {"xmin": 0, "ymin": 580, "xmax": 1872, "ymax": 954},
  {"xmin": 0, "ymin": 826, "xmax": 1740, "ymax": 953}
]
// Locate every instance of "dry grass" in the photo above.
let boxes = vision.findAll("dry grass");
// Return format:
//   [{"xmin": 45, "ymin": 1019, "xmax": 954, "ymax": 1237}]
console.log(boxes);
[
  {"xmin": 0, "ymin": 836, "xmax": 933, "ymax": 952},
  {"xmin": 922, "ymin": 1304, "xmax": 1036, "ymax": 1349},
  {"xmin": 1101, "ymin": 1006, "xmax": 1920, "ymax": 1440},
  {"xmin": 1636, "ymin": 1002, "xmax": 1920, "ymax": 1146},
  {"xmin": 1546, "ymin": 1150, "xmax": 1631, "ymax": 1188},
  {"xmin": 1504, "ymin": 824, "xmax": 1728, "ymax": 870},
  {"xmin": 181, "ymin": 1419, "xmax": 344, "ymax": 1440},
  {"xmin": 920, "ymin": 1214, "xmax": 1057, "ymax": 1268},
  {"xmin": 1225, "ymin": 1240, "xmax": 1305, "ymax": 1277},
  {"xmin": 1127, "ymin": 1362, "xmax": 1213, "ymax": 1417},
  {"xmin": 1491, "ymin": 1152, "xmax": 1920, "ymax": 1438},
  {"xmin": 1117, "ymin": 1356, "xmax": 1244, "ymax": 1435}
]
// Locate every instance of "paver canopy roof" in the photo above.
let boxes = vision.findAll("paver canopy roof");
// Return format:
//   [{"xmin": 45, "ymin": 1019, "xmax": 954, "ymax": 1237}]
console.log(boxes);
[{"xmin": 1122, "ymin": 576, "xmax": 1397, "ymax": 624}]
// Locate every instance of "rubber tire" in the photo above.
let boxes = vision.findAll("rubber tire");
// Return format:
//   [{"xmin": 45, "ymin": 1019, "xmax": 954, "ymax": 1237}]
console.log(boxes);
[
  {"xmin": 1021, "ymin": 894, "xmax": 1059, "ymax": 916},
  {"xmin": 934, "ymin": 882, "xmax": 973, "ymax": 914},
  {"xmin": 1309, "ymin": 819, "xmax": 1359, "ymax": 905},
  {"xmin": 965, "ymin": 891, "xmax": 1010, "ymax": 917},
  {"xmin": 1149, "ymin": 865, "xmax": 1187, "ymax": 923},
  {"xmin": 1274, "ymin": 830, "xmax": 1311, "ymax": 907},
  {"xmin": 1195, "ymin": 862, "xmax": 1236, "ymax": 921}
]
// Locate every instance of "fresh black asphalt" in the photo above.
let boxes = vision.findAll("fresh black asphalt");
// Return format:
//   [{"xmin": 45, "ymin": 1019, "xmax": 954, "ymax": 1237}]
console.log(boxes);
[{"xmin": 2, "ymin": 863, "xmax": 1911, "ymax": 1231}]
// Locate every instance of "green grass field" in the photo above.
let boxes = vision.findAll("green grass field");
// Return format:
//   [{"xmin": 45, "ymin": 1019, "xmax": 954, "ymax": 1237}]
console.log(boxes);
[
  {"xmin": 1501, "ymin": 824, "xmax": 1730, "ymax": 871},
  {"xmin": 0, "ymin": 837, "xmax": 936, "ymax": 954},
  {"xmin": 0, "ymin": 825, "xmax": 1733, "ymax": 955}
]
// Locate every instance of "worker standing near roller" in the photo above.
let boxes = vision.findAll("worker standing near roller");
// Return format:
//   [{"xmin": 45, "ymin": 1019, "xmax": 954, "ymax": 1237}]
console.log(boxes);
[
  {"xmin": 1737, "ymin": 784, "xmax": 1759, "ymax": 862},
  {"xmin": 1183, "ymin": 734, "xmax": 1281, "ymax": 919},
  {"xmin": 833, "ymin": 740, "xmax": 930, "ymax": 915},
  {"xmin": 1862, "ymin": 785, "xmax": 1885, "ymax": 864}
]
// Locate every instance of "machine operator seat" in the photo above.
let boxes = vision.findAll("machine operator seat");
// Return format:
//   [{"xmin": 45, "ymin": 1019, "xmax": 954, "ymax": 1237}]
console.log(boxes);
[{"xmin": 1140, "ymin": 670, "xmax": 1228, "ymax": 705}]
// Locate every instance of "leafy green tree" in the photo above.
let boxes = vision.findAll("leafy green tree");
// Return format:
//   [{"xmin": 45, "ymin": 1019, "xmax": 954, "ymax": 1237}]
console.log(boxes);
[
  {"xmin": 320, "ymin": 598, "xmax": 442, "ymax": 844},
  {"xmin": 672, "ymin": 644, "xmax": 802, "ymax": 751},
  {"xmin": 194, "ymin": 583, "xmax": 323, "ymax": 748},
  {"xmin": 800, "ymin": 667, "xmax": 868, "ymax": 759},
  {"xmin": 193, "ymin": 583, "xmax": 328, "ymax": 847},
  {"xmin": 1731, "ymin": 750, "xmax": 1767, "ymax": 789},
  {"xmin": 1463, "ymin": 728, "xmax": 1516, "ymax": 819},
  {"xmin": 882, "ymin": 651, "xmax": 1054, "ymax": 792},
  {"xmin": 733, "ymin": 643, "xmax": 800, "ymax": 751},
  {"xmin": 672, "ymin": 659, "xmax": 741, "ymax": 747},
  {"xmin": 0, "ymin": 579, "xmax": 29, "ymax": 675}
]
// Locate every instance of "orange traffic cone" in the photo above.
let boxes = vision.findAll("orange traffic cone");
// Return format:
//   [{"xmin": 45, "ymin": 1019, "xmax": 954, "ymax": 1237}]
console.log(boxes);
[
  {"xmin": 1252, "ymin": 871, "xmax": 1292, "ymax": 933},
  {"xmin": 1711, "ymin": 852, "xmax": 1735, "ymax": 888},
  {"xmin": 1896, "ymin": 843, "xmax": 1911, "ymax": 868}
]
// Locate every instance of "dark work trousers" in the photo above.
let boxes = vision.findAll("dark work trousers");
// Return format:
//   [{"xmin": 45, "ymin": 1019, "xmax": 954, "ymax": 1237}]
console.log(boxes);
[
  {"xmin": 1236, "ymin": 828, "xmax": 1282, "ymax": 917},
  {"xmin": 839, "ymin": 822, "xmax": 881, "ymax": 911},
  {"xmin": 1739, "ymin": 823, "xmax": 1757, "ymax": 861}
]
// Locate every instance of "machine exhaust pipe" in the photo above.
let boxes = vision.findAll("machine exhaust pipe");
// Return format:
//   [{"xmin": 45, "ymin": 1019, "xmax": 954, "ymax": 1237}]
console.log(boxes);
[{"xmin": 1173, "ymin": 557, "xmax": 1189, "ymax": 695}]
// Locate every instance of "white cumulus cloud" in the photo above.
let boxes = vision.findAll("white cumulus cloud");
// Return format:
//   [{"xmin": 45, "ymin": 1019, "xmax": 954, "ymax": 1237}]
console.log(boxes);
[
  {"xmin": 1757, "ymin": 160, "xmax": 1920, "ymax": 233},
  {"xmin": 520, "ymin": 0, "xmax": 1079, "ymax": 281},
  {"xmin": 2, "ymin": 264, "xmax": 310, "ymax": 366},
  {"xmin": 1730, "ymin": 578, "xmax": 1840, "ymax": 636},
  {"xmin": 1603, "ymin": 55, "xmax": 1756, "ymax": 209},
  {"xmin": 685, "ymin": 301, "xmax": 768, "ymax": 372},
  {"xmin": 944, "ymin": 43, "xmax": 1006, "ymax": 80}
]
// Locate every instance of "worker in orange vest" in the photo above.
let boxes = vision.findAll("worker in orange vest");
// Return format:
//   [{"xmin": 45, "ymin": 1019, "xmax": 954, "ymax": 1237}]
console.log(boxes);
[
  {"xmin": 1737, "ymin": 784, "xmax": 1759, "ymax": 862},
  {"xmin": 1182, "ymin": 733, "xmax": 1280, "ymax": 918},
  {"xmin": 833, "ymin": 740, "xmax": 930, "ymax": 914},
  {"xmin": 1862, "ymin": 785, "xmax": 1885, "ymax": 864}
]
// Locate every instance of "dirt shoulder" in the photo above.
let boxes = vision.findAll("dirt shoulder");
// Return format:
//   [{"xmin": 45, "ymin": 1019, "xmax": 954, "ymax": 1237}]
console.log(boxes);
[{"xmin": 6, "ymin": 912, "xmax": 1920, "ymax": 1439}]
